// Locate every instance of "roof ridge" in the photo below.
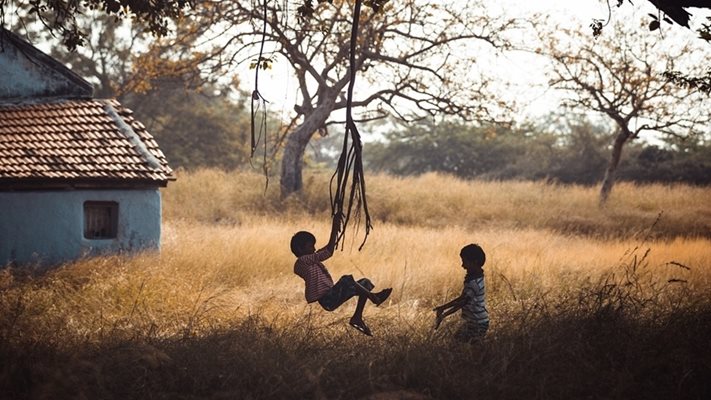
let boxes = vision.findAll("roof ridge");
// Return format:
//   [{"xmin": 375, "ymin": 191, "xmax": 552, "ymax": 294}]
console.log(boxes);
[
  {"xmin": 0, "ymin": 97, "xmax": 103, "ymax": 107},
  {"xmin": 102, "ymin": 100, "xmax": 162, "ymax": 170}
]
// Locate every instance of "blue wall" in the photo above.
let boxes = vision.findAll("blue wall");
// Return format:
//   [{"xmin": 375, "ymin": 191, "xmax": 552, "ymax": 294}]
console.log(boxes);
[{"xmin": 0, "ymin": 189, "xmax": 162, "ymax": 267}]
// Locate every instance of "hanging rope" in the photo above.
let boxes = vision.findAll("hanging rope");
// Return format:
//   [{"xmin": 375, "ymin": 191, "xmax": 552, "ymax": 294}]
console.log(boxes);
[
  {"xmin": 330, "ymin": 0, "xmax": 373, "ymax": 251},
  {"xmin": 251, "ymin": 0, "xmax": 270, "ymax": 190}
]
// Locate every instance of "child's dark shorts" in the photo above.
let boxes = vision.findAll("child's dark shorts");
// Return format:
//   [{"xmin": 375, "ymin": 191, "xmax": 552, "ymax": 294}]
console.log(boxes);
[
  {"xmin": 455, "ymin": 321, "xmax": 489, "ymax": 342},
  {"xmin": 318, "ymin": 275, "xmax": 374, "ymax": 311}
]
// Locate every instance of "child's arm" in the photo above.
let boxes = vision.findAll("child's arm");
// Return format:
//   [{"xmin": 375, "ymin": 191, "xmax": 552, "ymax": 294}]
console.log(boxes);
[
  {"xmin": 310, "ymin": 215, "xmax": 341, "ymax": 258},
  {"xmin": 433, "ymin": 294, "xmax": 467, "ymax": 312},
  {"xmin": 433, "ymin": 295, "xmax": 468, "ymax": 330}
]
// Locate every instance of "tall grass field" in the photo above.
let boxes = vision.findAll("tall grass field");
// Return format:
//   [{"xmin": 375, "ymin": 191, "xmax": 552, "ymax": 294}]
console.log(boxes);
[{"xmin": 2, "ymin": 170, "xmax": 710, "ymax": 399}]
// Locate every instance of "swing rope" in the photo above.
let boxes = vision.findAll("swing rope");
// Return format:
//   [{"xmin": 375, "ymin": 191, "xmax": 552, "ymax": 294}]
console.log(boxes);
[
  {"xmin": 251, "ymin": 0, "xmax": 372, "ymax": 249},
  {"xmin": 251, "ymin": 0, "xmax": 270, "ymax": 190},
  {"xmin": 330, "ymin": 0, "xmax": 372, "ymax": 251}
]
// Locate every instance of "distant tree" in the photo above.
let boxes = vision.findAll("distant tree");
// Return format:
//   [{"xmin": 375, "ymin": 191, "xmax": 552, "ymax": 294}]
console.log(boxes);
[
  {"xmin": 11, "ymin": 13, "xmax": 137, "ymax": 98},
  {"xmin": 618, "ymin": 137, "xmax": 711, "ymax": 185},
  {"xmin": 518, "ymin": 114, "xmax": 610, "ymax": 184},
  {"xmin": 367, "ymin": 113, "xmax": 711, "ymax": 185},
  {"xmin": 125, "ymin": 81, "xmax": 252, "ymax": 169},
  {"xmin": 540, "ymin": 20, "xmax": 711, "ymax": 204},
  {"xmin": 367, "ymin": 115, "xmax": 613, "ymax": 183},
  {"xmin": 368, "ymin": 120, "xmax": 526, "ymax": 178}
]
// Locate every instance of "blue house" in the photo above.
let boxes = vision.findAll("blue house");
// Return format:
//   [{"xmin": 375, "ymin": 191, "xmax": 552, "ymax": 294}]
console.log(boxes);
[{"xmin": 0, "ymin": 29, "xmax": 174, "ymax": 267}]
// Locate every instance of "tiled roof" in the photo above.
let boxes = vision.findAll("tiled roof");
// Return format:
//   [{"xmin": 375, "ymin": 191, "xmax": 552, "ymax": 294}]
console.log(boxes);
[{"xmin": 0, "ymin": 99, "xmax": 173, "ymax": 186}]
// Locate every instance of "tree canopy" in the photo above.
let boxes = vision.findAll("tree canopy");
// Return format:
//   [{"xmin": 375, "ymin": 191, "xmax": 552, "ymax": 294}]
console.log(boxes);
[{"xmin": 0, "ymin": 0, "xmax": 193, "ymax": 49}]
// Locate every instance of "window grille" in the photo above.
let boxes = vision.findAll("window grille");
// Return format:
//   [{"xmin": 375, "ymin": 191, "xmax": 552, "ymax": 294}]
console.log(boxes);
[{"xmin": 83, "ymin": 201, "xmax": 118, "ymax": 239}]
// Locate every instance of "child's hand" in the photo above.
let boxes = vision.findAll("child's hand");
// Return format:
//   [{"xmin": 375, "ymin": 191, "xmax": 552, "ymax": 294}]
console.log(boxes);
[{"xmin": 327, "ymin": 212, "xmax": 342, "ymax": 250}]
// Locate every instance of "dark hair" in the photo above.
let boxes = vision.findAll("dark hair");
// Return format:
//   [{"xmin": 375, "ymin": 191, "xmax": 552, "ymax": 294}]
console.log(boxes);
[
  {"xmin": 460, "ymin": 243, "xmax": 486, "ymax": 267},
  {"xmin": 291, "ymin": 231, "xmax": 316, "ymax": 256}
]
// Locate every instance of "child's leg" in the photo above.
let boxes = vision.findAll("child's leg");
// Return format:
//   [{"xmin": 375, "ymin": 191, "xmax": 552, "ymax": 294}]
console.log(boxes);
[
  {"xmin": 349, "ymin": 294, "xmax": 372, "ymax": 336},
  {"xmin": 352, "ymin": 279, "xmax": 392, "ymax": 305},
  {"xmin": 353, "ymin": 294, "xmax": 368, "ymax": 321},
  {"xmin": 349, "ymin": 278, "xmax": 391, "ymax": 337}
]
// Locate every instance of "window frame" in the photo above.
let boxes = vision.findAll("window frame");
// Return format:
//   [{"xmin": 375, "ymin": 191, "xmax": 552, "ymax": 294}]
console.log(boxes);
[{"xmin": 83, "ymin": 201, "xmax": 119, "ymax": 240}]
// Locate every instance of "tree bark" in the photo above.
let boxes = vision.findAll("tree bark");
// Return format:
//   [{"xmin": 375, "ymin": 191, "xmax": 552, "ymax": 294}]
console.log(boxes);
[
  {"xmin": 280, "ymin": 96, "xmax": 337, "ymax": 197},
  {"xmin": 599, "ymin": 128, "xmax": 630, "ymax": 205}
]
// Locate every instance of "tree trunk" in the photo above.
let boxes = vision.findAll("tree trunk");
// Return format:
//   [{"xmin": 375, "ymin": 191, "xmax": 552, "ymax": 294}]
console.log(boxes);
[
  {"xmin": 599, "ymin": 128, "xmax": 630, "ymax": 205},
  {"xmin": 280, "ymin": 96, "xmax": 337, "ymax": 197}
]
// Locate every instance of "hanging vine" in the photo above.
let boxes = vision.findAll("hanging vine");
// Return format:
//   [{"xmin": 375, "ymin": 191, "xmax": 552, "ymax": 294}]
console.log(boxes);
[
  {"xmin": 250, "ymin": 0, "xmax": 271, "ymax": 188},
  {"xmin": 251, "ymin": 0, "xmax": 378, "ymax": 249},
  {"xmin": 329, "ymin": 0, "xmax": 373, "ymax": 250}
]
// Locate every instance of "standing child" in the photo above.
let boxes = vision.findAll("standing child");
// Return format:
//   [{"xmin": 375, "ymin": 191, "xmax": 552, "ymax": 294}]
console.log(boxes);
[
  {"xmin": 291, "ymin": 222, "xmax": 392, "ymax": 337},
  {"xmin": 433, "ymin": 243, "xmax": 489, "ymax": 341}
]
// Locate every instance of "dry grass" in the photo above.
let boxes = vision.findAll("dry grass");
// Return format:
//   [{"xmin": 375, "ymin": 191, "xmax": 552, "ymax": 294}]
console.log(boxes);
[
  {"xmin": 164, "ymin": 169, "xmax": 711, "ymax": 238},
  {"xmin": 2, "ymin": 169, "xmax": 711, "ymax": 399}
]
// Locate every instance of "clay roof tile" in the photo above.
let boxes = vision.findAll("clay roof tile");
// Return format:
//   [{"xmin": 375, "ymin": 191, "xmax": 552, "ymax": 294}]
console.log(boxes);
[{"xmin": 0, "ymin": 99, "xmax": 172, "ymax": 184}]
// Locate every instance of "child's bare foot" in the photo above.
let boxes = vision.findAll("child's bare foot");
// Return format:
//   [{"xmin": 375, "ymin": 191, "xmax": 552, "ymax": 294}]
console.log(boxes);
[
  {"xmin": 373, "ymin": 288, "xmax": 392, "ymax": 306},
  {"xmin": 349, "ymin": 317, "xmax": 372, "ymax": 336}
]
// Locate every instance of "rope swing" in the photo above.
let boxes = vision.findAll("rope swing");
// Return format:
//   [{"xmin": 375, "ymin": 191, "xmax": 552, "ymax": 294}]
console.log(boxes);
[
  {"xmin": 330, "ymin": 0, "xmax": 373, "ymax": 251},
  {"xmin": 250, "ymin": 0, "xmax": 373, "ymax": 249},
  {"xmin": 251, "ymin": 0, "xmax": 271, "ymax": 189}
]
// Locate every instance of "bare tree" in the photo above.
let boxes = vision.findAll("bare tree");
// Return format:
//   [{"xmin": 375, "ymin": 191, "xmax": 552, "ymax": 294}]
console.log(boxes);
[
  {"xmin": 213, "ymin": 0, "xmax": 518, "ymax": 196},
  {"xmin": 541, "ymin": 20, "xmax": 711, "ymax": 204}
]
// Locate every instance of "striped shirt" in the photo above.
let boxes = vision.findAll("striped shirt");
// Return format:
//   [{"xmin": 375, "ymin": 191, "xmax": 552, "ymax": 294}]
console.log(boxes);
[
  {"xmin": 461, "ymin": 275, "xmax": 489, "ymax": 328},
  {"xmin": 294, "ymin": 248, "xmax": 335, "ymax": 303}
]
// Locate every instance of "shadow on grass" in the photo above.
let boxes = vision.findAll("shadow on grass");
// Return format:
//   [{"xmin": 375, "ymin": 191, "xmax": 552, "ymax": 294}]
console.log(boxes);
[{"xmin": 2, "ymin": 302, "xmax": 710, "ymax": 400}]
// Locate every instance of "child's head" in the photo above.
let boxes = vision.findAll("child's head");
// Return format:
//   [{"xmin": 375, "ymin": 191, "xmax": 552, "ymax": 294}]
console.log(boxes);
[
  {"xmin": 460, "ymin": 243, "xmax": 486, "ymax": 270},
  {"xmin": 291, "ymin": 231, "xmax": 316, "ymax": 257}
]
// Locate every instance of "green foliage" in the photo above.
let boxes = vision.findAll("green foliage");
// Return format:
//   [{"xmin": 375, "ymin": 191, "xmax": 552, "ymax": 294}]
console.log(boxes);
[
  {"xmin": 367, "ymin": 117, "xmax": 711, "ymax": 185},
  {"xmin": 619, "ymin": 142, "xmax": 711, "ymax": 185},
  {"xmin": 664, "ymin": 69, "xmax": 711, "ymax": 94},
  {"xmin": 0, "ymin": 0, "xmax": 191, "ymax": 50},
  {"xmin": 123, "ymin": 83, "xmax": 252, "ymax": 170},
  {"xmin": 368, "ymin": 120, "xmax": 527, "ymax": 178},
  {"xmin": 663, "ymin": 17, "xmax": 711, "ymax": 94},
  {"xmin": 525, "ymin": 118, "xmax": 609, "ymax": 184}
]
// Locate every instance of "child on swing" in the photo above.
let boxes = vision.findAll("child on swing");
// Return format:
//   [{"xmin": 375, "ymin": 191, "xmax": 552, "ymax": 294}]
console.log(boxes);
[
  {"xmin": 291, "ymin": 218, "xmax": 392, "ymax": 336},
  {"xmin": 433, "ymin": 243, "xmax": 489, "ymax": 341}
]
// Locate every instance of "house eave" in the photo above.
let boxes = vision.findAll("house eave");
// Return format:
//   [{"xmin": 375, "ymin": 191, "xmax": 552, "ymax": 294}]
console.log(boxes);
[{"xmin": 0, "ymin": 178, "xmax": 172, "ymax": 191}]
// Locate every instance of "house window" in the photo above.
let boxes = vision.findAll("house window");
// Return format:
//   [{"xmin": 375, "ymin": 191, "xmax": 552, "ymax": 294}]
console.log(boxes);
[{"xmin": 84, "ymin": 201, "xmax": 118, "ymax": 239}]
